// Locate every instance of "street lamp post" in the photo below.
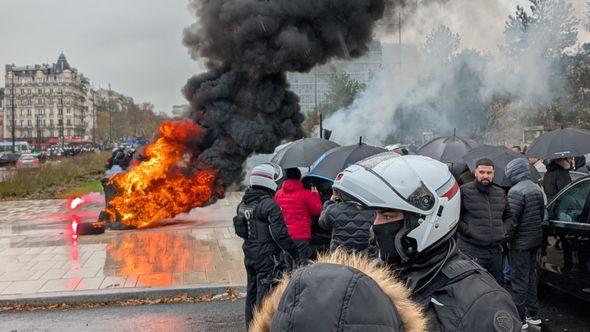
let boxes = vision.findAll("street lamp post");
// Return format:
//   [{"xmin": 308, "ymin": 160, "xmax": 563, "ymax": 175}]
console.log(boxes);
[
  {"xmin": 10, "ymin": 73, "xmax": 16, "ymax": 153},
  {"xmin": 59, "ymin": 89, "xmax": 64, "ymax": 150},
  {"xmin": 92, "ymin": 101, "xmax": 96, "ymax": 144},
  {"xmin": 108, "ymin": 84, "xmax": 113, "ymax": 146}
]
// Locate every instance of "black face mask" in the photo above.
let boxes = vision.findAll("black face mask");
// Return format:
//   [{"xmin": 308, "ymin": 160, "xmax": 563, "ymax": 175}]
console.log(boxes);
[{"xmin": 373, "ymin": 221, "xmax": 404, "ymax": 266}]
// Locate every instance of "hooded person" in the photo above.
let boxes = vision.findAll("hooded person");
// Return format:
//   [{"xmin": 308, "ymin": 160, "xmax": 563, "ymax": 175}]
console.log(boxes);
[
  {"xmin": 543, "ymin": 158, "xmax": 573, "ymax": 201},
  {"xmin": 505, "ymin": 158, "xmax": 545, "ymax": 328},
  {"xmin": 275, "ymin": 167, "xmax": 323, "ymax": 262},
  {"xmin": 330, "ymin": 154, "xmax": 520, "ymax": 331},
  {"xmin": 249, "ymin": 250, "xmax": 427, "ymax": 332},
  {"xmin": 319, "ymin": 188, "xmax": 377, "ymax": 254},
  {"xmin": 234, "ymin": 163, "xmax": 298, "ymax": 328}
]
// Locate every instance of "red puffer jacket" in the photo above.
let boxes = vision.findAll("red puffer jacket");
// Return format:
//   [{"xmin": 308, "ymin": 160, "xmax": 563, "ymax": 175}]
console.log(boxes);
[{"xmin": 275, "ymin": 179, "xmax": 323, "ymax": 240}]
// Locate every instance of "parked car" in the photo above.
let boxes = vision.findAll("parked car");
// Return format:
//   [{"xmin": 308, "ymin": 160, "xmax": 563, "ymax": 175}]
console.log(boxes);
[
  {"xmin": 0, "ymin": 153, "xmax": 21, "ymax": 167},
  {"xmin": 540, "ymin": 175, "xmax": 590, "ymax": 301},
  {"xmin": 15, "ymin": 153, "xmax": 40, "ymax": 168}
]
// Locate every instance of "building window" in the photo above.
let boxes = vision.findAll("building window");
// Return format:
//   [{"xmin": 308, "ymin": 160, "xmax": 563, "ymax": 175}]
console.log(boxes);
[
  {"xmin": 38, "ymin": 88, "xmax": 42, "ymax": 95},
  {"xmin": 27, "ymin": 120, "xmax": 32, "ymax": 126},
  {"xmin": 66, "ymin": 119, "xmax": 71, "ymax": 126},
  {"xmin": 58, "ymin": 109, "xmax": 63, "ymax": 115},
  {"xmin": 50, "ymin": 119, "xmax": 54, "ymax": 126}
]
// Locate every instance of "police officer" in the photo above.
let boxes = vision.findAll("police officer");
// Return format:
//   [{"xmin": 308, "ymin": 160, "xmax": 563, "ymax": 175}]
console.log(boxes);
[
  {"xmin": 332, "ymin": 154, "xmax": 521, "ymax": 331},
  {"xmin": 234, "ymin": 163, "xmax": 297, "ymax": 328}
]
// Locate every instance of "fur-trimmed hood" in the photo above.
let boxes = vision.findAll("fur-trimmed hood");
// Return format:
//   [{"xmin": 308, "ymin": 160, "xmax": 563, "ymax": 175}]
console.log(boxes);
[{"xmin": 249, "ymin": 250, "xmax": 427, "ymax": 332}]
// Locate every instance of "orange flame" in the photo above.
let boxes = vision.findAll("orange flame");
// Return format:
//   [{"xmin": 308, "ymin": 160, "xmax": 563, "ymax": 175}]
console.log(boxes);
[
  {"xmin": 105, "ymin": 232, "xmax": 213, "ymax": 287},
  {"xmin": 108, "ymin": 119, "xmax": 217, "ymax": 228}
]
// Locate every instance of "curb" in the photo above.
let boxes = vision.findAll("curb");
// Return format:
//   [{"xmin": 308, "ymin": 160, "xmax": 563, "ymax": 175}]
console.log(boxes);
[{"xmin": 0, "ymin": 284, "xmax": 247, "ymax": 307}]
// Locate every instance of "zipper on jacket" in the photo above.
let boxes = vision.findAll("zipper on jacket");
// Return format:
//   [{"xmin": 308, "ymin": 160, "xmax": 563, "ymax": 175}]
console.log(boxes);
[{"xmin": 485, "ymin": 194, "xmax": 493, "ymax": 242}]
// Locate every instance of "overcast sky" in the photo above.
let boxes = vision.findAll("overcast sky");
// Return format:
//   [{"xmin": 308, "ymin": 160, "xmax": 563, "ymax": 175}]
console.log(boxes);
[
  {"xmin": 1, "ymin": 0, "xmax": 585, "ymax": 115},
  {"xmin": 0, "ymin": 0, "xmax": 202, "ymax": 114}
]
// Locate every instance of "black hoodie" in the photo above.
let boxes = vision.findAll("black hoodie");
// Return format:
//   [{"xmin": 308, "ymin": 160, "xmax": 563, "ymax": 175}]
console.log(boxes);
[{"xmin": 239, "ymin": 186, "xmax": 297, "ymax": 259}]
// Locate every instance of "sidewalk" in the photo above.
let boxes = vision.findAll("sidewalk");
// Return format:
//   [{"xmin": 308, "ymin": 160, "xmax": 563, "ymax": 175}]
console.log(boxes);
[{"xmin": 0, "ymin": 193, "xmax": 246, "ymax": 306}]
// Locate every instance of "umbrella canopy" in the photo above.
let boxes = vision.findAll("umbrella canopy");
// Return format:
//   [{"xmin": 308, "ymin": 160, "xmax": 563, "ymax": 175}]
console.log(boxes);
[
  {"xmin": 307, "ymin": 144, "xmax": 388, "ymax": 182},
  {"xmin": 526, "ymin": 127, "xmax": 590, "ymax": 159},
  {"xmin": 270, "ymin": 138, "xmax": 340, "ymax": 169},
  {"xmin": 416, "ymin": 135, "xmax": 479, "ymax": 177},
  {"xmin": 463, "ymin": 145, "xmax": 541, "ymax": 187}
]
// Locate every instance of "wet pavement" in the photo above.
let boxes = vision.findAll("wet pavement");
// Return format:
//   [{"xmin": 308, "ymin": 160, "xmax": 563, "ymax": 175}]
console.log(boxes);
[
  {"xmin": 0, "ymin": 193, "xmax": 246, "ymax": 298},
  {"xmin": 0, "ymin": 299, "xmax": 245, "ymax": 332}
]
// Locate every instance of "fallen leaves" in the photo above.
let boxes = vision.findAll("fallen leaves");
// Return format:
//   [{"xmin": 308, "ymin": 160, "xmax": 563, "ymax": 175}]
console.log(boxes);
[{"xmin": 0, "ymin": 287, "xmax": 245, "ymax": 313}]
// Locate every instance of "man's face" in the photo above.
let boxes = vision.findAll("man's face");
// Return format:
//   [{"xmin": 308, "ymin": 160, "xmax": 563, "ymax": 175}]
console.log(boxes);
[
  {"xmin": 475, "ymin": 165, "xmax": 494, "ymax": 185},
  {"xmin": 528, "ymin": 157, "xmax": 539, "ymax": 165},
  {"xmin": 374, "ymin": 210, "xmax": 405, "ymax": 225}
]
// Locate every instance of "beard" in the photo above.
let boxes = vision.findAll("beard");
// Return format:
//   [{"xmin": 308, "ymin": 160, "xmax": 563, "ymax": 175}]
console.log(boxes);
[{"xmin": 477, "ymin": 179, "xmax": 491, "ymax": 186}]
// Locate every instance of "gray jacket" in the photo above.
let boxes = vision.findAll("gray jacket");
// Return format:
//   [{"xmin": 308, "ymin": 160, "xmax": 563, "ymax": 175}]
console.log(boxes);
[{"xmin": 505, "ymin": 158, "xmax": 545, "ymax": 250}]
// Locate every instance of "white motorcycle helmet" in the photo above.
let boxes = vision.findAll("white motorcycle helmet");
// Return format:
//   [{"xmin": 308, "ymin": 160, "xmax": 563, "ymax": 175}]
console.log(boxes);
[
  {"xmin": 333, "ymin": 154, "xmax": 460, "ymax": 261},
  {"xmin": 249, "ymin": 162, "xmax": 283, "ymax": 192}
]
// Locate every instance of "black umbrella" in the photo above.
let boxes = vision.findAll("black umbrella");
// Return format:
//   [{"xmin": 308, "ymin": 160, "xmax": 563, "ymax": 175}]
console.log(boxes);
[
  {"xmin": 526, "ymin": 127, "xmax": 590, "ymax": 159},
  {"xmin": 270, "ymin": 138, "xmax": 340, "ymax": 169},
  {"xmin": 416, "ymin": 134, "xmax": 480, "ymax": 177},
  {"xmin": 306, "ymin": 144, "xmax": 388, "ymax": 182},
  {"xmin": 463, "ymin": 145, "xmax": 541, "ymax": 187}
]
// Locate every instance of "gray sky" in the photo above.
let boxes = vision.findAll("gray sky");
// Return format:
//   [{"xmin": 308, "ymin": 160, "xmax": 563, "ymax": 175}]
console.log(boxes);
[
  {"xmin": 1, "ymin": 0, "xmax": 586, "ymax": 115},
  {"xmin": 0, "ymin": 0, "xmax": 203, "ymax": 114}
]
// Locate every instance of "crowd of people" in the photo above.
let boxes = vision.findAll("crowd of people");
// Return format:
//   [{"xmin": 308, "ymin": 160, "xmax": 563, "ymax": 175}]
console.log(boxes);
[{"xmin": 233, "ymin": 144, "xmax": 582, "ymax": 332}]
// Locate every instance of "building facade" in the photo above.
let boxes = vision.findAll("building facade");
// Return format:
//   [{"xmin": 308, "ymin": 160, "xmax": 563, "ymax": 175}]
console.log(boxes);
[
  {"xmin": 3, "ymin": 54, "xmax": 96, "ymax": 149},
  {"xmin": 287, "ymin": 41, "xmax": 383, "ymax": 114}
]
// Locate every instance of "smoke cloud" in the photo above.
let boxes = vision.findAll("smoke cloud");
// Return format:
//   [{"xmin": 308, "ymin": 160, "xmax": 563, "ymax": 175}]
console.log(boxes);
[
  {"xmin": 180, "ymin": 0, "xmax": 390, "ymax": 191},
  {"xmin": 325, "ymin": 0, "xmax": 588, "ymax": 146}
]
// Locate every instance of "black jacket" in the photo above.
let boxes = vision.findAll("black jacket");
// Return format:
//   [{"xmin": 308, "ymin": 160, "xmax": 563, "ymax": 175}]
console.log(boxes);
[
  {"xmin": 543, "ymin": 162, "xmax": 572, "ymax": 201},
  {"xmin": 251, "ymin": 251, "xmax": 427, "ymax": 332},
  {"xmin": 319, "ymin": 200, "xmax": 375, "ymax": 253},
  {"xmin": 237, "ymin": 187, "xmax": 297, "ymax": 260},
  {"xmin": 458, "ymin": 181, "xmax": 513, "ymax": 248},
  {"xmin": 505, "ymin": 158, "xmax": 545, "ymax": 250},
  {"xmin": 404, "ymin": 241, "xmax": 521, "ymax": 331}
]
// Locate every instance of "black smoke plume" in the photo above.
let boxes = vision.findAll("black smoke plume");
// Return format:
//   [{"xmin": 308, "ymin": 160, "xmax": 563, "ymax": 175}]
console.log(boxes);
[{"xmin": 181, "ymin": 0, "xmax": 387, "ymax": 193}]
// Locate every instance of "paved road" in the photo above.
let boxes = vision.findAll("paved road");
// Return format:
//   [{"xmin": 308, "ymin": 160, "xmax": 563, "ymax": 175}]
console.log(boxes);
[
  {"xmin": 0, "ymin": 299, "xmax": 246, "ymax": 332},
  {"xmin": 1, "ymin": 287, "xmax": 589, "ymax": 332},
  {"xmin": 0, "ymin": 194, "xmax": 246, "ymax": 298},
  {"xmin": 536, "ymin": 287, "xmax": 590, "ymax": 332}
]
